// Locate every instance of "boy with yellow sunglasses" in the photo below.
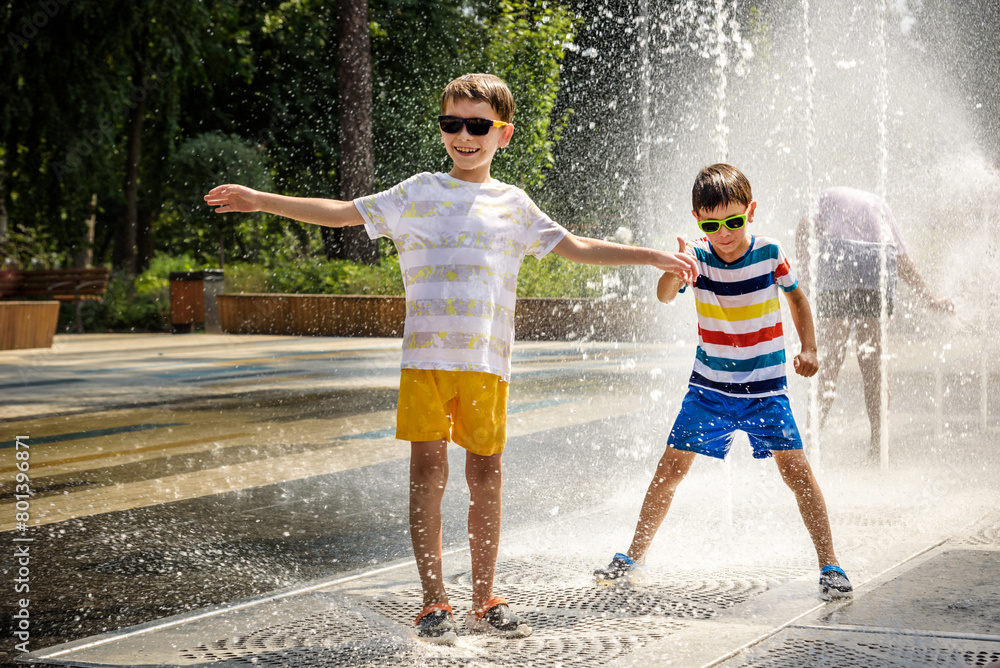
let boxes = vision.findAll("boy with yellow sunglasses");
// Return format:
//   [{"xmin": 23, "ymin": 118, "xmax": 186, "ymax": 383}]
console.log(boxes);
[{"xmin": 595, "ymin": 164, "xmax": 852, "ymax": 602}]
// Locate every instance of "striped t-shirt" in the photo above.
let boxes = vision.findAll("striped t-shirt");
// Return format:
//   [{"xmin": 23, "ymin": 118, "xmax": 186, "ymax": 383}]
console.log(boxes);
[
  {"xmin": 355, "ymin": 172, "xmax": 567, "ymax": 382},
  {"xmin": 683, "ymin": 235, "xmax": 799, "ymax": 397}
]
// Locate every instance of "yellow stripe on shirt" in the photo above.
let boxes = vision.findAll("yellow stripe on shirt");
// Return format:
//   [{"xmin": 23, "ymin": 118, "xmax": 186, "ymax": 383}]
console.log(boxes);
[{"xmin": 695, "ymin": 297, "xmax": 781, "ymax": 322}]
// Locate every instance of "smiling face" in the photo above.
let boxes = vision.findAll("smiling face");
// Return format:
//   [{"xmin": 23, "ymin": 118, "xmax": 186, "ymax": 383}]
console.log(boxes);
[
  {"xmin": 693, "ymin": 200, "xmax": 757, "ymax": 263},
  {"xmin": 440, "ymin": 98, "xmax": 514, "ymax": 183}
]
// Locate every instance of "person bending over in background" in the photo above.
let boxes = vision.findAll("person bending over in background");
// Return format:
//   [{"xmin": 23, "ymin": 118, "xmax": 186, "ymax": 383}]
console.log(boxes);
[{"xmin": 796, "ymin": 186, "xmax": 953, "ymax": 463}]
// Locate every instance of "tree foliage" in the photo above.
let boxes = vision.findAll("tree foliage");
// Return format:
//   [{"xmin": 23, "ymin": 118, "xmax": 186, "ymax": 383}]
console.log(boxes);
[
  {"xmin": 471, "ymin": 1, "xmax": 579, "ymax": 192},
  {"xmin": 1, "ymin": 0, "xmax": 579, "ymax": 274},
  {"xmin": 160, "ymin": 132, "xmax": 274, "ymax": 267}
]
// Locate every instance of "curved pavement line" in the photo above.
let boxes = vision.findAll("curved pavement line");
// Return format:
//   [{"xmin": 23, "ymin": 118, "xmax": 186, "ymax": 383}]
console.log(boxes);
[
  {"xmin": 26, "ymin": 549, "xmax": 456, "ymax": 661},
  {"xmin": 699, "ymin": 537, "xmax": 950, "ymax": 667}
]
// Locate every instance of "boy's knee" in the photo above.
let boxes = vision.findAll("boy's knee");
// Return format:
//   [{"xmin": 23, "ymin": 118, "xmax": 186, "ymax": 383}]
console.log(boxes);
[
  {"xmin": 466, "ymin": 460, "xmax": 502, "ymax": 491},
  {"xmin": 775, "ymin": 450, "xmax": 811, "ymax": 475},
  {"xmin": 653, "ymin": 467, "xmax": 685, "ymax": 488},
  {"xmin": 411, "ymin": 460, "xmax": 448, "ymax": 490},
  {"xmin": 657, "ymin": 448, "xmax": 694, "ymax": 476}
]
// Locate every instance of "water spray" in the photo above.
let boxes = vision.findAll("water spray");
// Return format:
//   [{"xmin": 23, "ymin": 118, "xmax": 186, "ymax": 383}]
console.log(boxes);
[
  {"xmin": 876, "ymin": 0, "xmax": 891, "ymax": 472},
  {"xmin": 801, "ymin": 0, "xmax": 821, "ymax": 466}
]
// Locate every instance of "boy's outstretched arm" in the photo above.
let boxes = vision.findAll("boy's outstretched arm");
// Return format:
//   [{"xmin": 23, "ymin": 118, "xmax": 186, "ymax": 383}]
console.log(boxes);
[
  {"xmin": 552, "ymin": 232, "xmax": 698, "ymax": 285},
  {"xmin": 784, "ymin": 286, "xmax": 819, "ymax": 377},
  {"xmin": 204, "ymin": 184, "xmax": 365, "ymax": 228}
]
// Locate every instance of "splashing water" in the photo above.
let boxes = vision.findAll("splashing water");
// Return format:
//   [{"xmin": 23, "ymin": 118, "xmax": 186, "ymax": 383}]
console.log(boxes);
[
  {"xmin": 801, "ymin": 0, "xmax": 821, "ymax": 464},
  {"xmin": 553, "ymin": 0, "xmax": 1000, "ymax": 513}
]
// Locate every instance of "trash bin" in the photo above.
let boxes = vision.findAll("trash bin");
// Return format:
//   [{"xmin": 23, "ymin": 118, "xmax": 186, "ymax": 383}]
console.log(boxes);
[{"xmin": 169, "ymin": 270, "xmax": 225, "ymax": 333}]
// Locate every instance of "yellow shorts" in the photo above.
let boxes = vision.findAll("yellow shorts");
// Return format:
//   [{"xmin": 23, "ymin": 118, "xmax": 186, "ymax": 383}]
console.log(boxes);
[{"xmin": 396, "ymin": 369, "xmax": 509, "ymax": 456}]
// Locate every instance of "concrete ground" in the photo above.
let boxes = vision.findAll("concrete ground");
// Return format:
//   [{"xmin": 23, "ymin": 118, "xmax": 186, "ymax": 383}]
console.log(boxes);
[{"xmin": 1, "ymin": 330, "xmax": 998, "ymax": 668}]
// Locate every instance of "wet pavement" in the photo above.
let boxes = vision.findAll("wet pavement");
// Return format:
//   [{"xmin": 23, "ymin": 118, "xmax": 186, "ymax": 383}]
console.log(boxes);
[{"xmin": 1, "ymin": 328, "xmax": 998, "ymax": 667}]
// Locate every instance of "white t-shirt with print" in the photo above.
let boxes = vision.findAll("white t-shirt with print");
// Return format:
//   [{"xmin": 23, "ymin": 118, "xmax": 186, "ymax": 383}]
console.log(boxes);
[{"xmin": 354, "ymin": 172, "xmax": 567, "ymax": 382}]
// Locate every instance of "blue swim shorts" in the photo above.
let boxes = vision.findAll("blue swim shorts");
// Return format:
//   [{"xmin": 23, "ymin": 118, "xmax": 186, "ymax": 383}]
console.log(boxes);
[{"xmin": 667, "ymin": 387, "xmax": 803, "ymax": 460}]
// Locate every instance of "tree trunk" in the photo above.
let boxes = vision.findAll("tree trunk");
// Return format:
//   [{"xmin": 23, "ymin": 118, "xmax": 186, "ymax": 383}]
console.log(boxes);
[
  {"xmin": 325, "ymin": 0, "xmax": 378, "ymax": 265},
  {"xmin": 114, "ymin": 57, "xmax": 146, "ymax": 278},
  {"xmin": 0, "ymin": 158, "xmax": 8, "ymax": 261},
  {"xmin": 74, "ymin": 194, "xmax": 98, "ymax": 269},
  {"xmin": 137, "ymin": 208, "xmax": 154, "ymax": 274}
]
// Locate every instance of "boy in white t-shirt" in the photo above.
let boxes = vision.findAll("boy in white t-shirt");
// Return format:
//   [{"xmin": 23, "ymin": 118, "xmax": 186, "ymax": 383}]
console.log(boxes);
[{"xmin": 206, "ymin": 73, "xmax": 698, "ymax": 644}]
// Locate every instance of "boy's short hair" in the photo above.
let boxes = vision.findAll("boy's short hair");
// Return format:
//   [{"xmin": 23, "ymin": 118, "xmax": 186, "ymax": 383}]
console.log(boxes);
[
  {"xmin": 441, "ymin": 74, "xmax": 515, "ymax": 123},
  {"xmin": 692, "ymin": 163, "xmax": 753, "ymax": 213}
]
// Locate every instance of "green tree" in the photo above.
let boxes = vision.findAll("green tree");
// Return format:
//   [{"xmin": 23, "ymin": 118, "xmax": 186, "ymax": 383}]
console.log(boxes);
[
  {"xmin": 368, "ymin": 0, "xmax": 467, "ymax": 187},
  {"xmin": 108, "ymin": 1, "xmax": 234, "ymax": 277},
  {"xmin": 1, "ymin": 0, "xmax": 250, "ymax": 275},
  {"xmin": 2, "ymin": 0, "xmax": 582, "ymax": 278},
  {"xmin": 367, "ymin": 0, "xmax": 579, "ymax": 193},
  {"xmin": 159, "ymin": 132, "xmax": 274, "ymax": 267},
  {"xmin": 541, "ymin": 0, "xmax": 656, "ymax": 238},
  {"xmin": 467, "ymin": 1, "xmax": 580, "ymax": 192},
  {"xmin": 2, "ymin": 0, "xmax": 118, "ymax": 268}
]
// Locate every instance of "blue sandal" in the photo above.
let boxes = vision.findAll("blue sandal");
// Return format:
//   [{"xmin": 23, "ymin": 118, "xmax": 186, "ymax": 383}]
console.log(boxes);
[{"xmin": 819, "ymin": 565, "xmax": 853, "ymax": 600}]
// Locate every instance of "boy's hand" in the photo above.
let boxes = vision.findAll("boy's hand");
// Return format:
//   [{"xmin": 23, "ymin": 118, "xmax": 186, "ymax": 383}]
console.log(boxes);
[
  {"xmin": 793, "ymin": 349, "xmax": 818, "ymax": 377},
  {"xmin": 653, "ymin": 237, "xmax": 698, "ymax": 284},
  {"xmin": 204, "ymin": 185, "xmax": 262, "ymax": 213}
]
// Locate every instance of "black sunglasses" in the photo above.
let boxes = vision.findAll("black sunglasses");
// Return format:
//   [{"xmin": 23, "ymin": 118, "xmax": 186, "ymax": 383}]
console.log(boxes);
[{"xmin": 438, "ymin": 115, "xmax": 509, "ymax": 136}]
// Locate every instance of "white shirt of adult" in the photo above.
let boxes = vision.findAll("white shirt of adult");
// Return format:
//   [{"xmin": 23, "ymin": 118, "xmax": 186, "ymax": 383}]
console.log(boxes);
[{"xmin": 814, "ymin": 186, "xmax": 908, "ymax": 252}]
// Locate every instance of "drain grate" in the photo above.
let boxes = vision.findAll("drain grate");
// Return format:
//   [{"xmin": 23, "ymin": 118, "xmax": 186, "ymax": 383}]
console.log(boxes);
[
  {"xmin": 173, "ymin": 558, "xmax": 805, "ymax": 666},
  {"xmin": 504, "ymin": 584, "xmax": 717, "ymax": 619},
  {"xmin": 177, "ymin": 602, "xmax": 687, "ymax": 667},
  {"xmin": 173, "ymin": 557, "xmax": 727, "ymax": 667},
  {"xmin": 723, "ymin": 627, "xmax": 1000, "ymax": 667},
  {"xmin": 178, "ymin": 605, "xmax": 413, "ymax": 667},
  {"xmin": 959, "ymin": 521, "xmax": 1000, "ymax": 547},
  {"xmin": 364, "ymin": 585, "xmax": 706, "ymax": 626},
  {"xmin": 857, "ymin": 642, "xmax": 1000, "ymax": 667},
  {"xmin": 182, "ymin": 634, "xmax": 672, "ymax": 667},
  {"xmin": 729, "ymin": 636, "xmax": 880, "ymax": 667},
  {"xmin": 451, "ymin": 558, "xmax": 803, "ymax": 612}
]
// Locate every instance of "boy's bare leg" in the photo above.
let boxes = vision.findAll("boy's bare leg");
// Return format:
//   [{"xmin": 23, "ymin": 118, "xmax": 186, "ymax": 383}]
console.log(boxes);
[
  {"xmin": 855, "ymin": 317, "xmax": 885, "ymax": 456},
  {"xmin": 772, "ymin": 449, "xmax": 838, "ymax": 568},
  {"xmin": 410, "ymin": 439, "xmax": 450, "ymax": 608},
  {"xmin": 466, "ymin": 451, "xmax": 503, "ymax": 608},
  {"xmin": 815, "ymin": 316, "xmax": 851, "ymax": 431},
  {"xmin": 626, "ymin": 447, "xmax": 696, "ymax": 561}
]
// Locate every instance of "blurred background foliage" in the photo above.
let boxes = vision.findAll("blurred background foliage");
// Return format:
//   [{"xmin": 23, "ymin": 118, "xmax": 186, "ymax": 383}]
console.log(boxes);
[
  {"xmin": 1, "ymin": 0, "xmax": 587, "ymax": 270},
  {"xmin": 7, "ymin": 1, "xmax": 997, "ymax": 332},
  {"xmin": 2, "ymin": 0, "xmax": 650, "ymax": 332}
]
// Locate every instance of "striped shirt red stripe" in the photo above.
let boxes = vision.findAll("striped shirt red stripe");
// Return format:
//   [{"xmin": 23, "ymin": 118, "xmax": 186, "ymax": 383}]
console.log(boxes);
[{"xmin": 698, "ymin": 322, "xmax": 784, "ymax": 348}]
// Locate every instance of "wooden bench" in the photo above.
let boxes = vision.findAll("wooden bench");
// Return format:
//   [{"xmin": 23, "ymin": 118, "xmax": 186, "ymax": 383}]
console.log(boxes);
[
  {"xmin": 2, "ymin": 267, "xmax": 111, "ymax": 334},
  {"xmin": 0, "ymin": 268, "xmax": 23, "ymax": 298}
]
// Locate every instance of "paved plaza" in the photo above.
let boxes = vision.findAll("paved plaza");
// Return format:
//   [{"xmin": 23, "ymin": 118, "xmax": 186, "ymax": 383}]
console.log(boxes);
[{"xmin": 1, "ymin": 330, "xmax": 998, "ymax": 667}]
